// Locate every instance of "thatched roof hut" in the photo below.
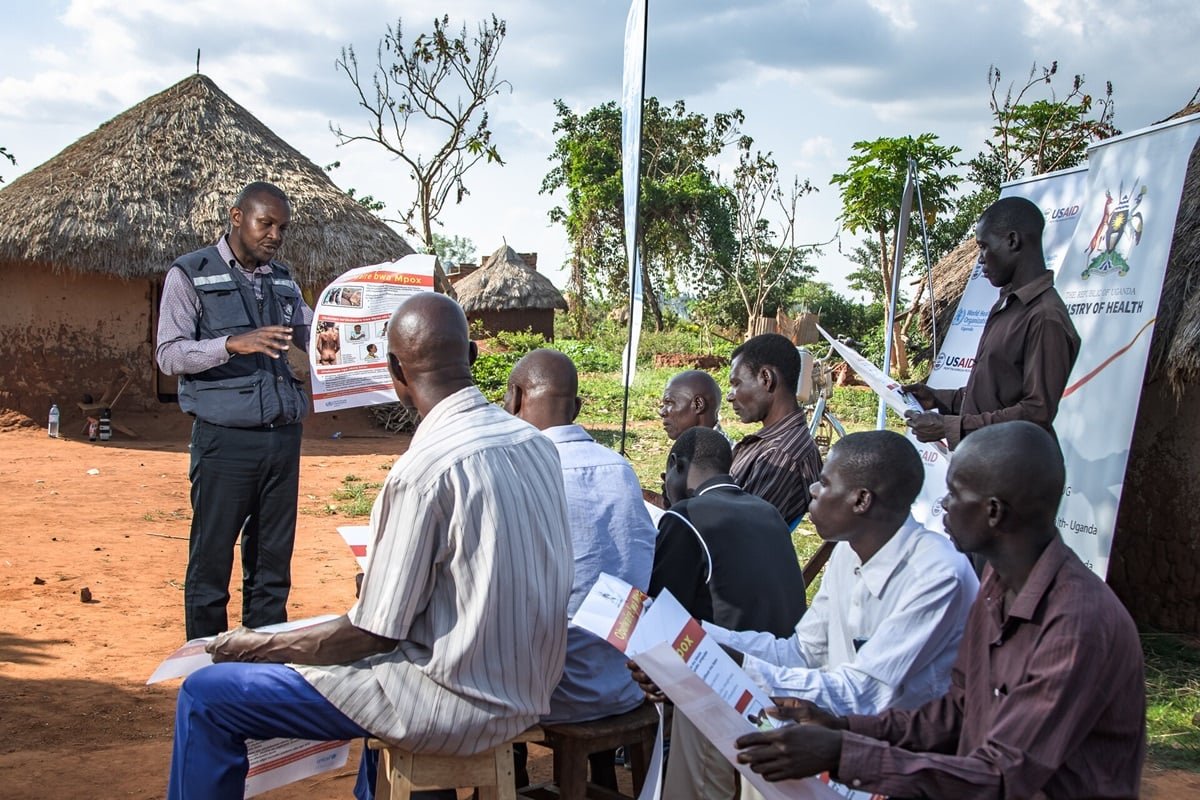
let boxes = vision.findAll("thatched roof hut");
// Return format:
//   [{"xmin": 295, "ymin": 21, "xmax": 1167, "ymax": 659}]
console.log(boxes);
[
  {"xmin": 0, "ymin": 73, "xmax": 416, "ymax": 421},
  {"xmin": 455, "ymin": 245, "xmax": 567, "ymax": 339},
  {"xmin": 918, "ymin": 107, "xmax": 1200, "ymax": 632},
  {"xmin": 0, "ymin": 73, "xmax": 414, "ymax": 288}
]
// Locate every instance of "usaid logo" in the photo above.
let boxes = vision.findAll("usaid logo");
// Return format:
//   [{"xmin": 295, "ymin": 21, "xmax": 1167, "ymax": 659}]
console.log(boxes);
[
  {"xmin": 943, "ymin": 355, "xmax": 976, "ymax": 370},
  {"xmin": 1047, "ymin": 204, "xmax": 1081, "ymax": 222}
]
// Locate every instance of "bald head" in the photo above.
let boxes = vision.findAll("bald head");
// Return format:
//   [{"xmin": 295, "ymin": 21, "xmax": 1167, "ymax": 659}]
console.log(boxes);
[
  {"xmin": 386, "ymin": 293, "xmax": 475, "ymax": 413},
  {"xmin": 953, "ymin": 421, "xmax": 1065, "ymax": 525},
  {"xmin": 659, "ymin": 370, "xmax": 722, "ymax": 440},
  {"xmin": 504, "ymin": 348, "xmax": 582, "ymax": 430}
]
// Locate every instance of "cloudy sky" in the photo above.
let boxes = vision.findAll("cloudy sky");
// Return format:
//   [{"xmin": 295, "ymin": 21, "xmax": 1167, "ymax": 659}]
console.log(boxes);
[{"xmin": 1, "ymin": 0, "xmax": 1196, "ymax": 294}]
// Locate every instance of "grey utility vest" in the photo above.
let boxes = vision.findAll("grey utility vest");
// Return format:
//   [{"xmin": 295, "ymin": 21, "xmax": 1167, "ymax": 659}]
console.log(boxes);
[{"xmin": 173, "ymin": 246, "xmax": 309, "ymax": 428}]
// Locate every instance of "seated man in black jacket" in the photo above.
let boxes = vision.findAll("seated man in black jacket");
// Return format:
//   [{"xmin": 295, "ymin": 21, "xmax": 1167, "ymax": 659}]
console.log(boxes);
[{"xmin": 650, "ymin": 426, "xmax": 806, "ymax": 799}]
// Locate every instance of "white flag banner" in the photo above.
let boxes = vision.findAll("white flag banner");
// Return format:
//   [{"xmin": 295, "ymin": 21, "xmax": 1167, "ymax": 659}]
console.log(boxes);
[
  {"xmin": 912, "ymin": 166, "xmax": 1089, "ymax": 533},
  {"xmin": 620, "ymin": 0, "xmax": 646, "ymax": 387},
  {"xmin": 1052, "ymin": 113, "xmax": 1200, "ymax": 576}
]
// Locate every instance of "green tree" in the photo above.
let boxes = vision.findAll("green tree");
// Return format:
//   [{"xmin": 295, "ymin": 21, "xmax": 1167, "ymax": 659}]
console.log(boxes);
[
  {"xmin": 333, "ymin": 14, "xmax": 508, "ymax": 293},
  {"xmin": 696, "ymin": 141, "xmax": 817, "ymax": 337},
  {"xmin": 542, "ymin": 98, "xmax": 742, "ymax": 334},
  {"xmin": 830, "ymin": 134, "xmax": 960, "ymax": 377},
  {"xmin": 432, "ymin": 233, "xmax": 476, "ymax": 265},
  {"xmin": 948, "ymin": 61, "xmax": 1119, "ymax": 244}
]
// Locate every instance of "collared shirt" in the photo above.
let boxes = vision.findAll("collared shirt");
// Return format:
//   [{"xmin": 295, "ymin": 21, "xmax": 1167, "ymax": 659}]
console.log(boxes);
[
  {"xmin": 730, "ymin": 407, "xmax": 823, "ymax": 523},
  {"xmin": 932, "ymin": 271, "xmax": 1080, "ymax": 449},
  {"xmin": 838, "ymin": 536, "xmax": 1145, "ymax": 799},
  {"xmin": 155, "ymin": 235, "xmax": 314, "ymax": 376},
  {"xmin": 706, "ymin": 516, "xmax": 978, "ymax": 716},
  {"xmin": 650, "ymin": 475, "xmax": 807, "ymax": 637},
  {"xmin": 541, "ymin": 423, "xmax": 656, "ymax": 724},
  {"xmin": 296, "ymin": 387, "xmax": 574, "ymax": 755}
]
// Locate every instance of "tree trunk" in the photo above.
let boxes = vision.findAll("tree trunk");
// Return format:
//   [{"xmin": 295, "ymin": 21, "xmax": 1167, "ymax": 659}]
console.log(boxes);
[
  {"xmin": 641, "ymin": 260, "xmax": 663, "ymax": 332},
  {"xmin": 570, "ymin": 245, "xmax": 586, "ymax": 338}
]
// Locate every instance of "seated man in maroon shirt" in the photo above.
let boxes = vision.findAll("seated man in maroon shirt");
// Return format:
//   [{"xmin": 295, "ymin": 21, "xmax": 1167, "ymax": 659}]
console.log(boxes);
[{"xmin": 735, "ymin": 421, "xmax": 1145, "ymax": 800}]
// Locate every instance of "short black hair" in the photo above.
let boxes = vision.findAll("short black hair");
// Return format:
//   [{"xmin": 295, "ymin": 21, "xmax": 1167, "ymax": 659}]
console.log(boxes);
[
  {"xmin": 956, "ymin": 421, "xmax": 1065, "ymax": 522},
  {"xmin": 235, "ymin": 181, "xmax": 290, "ymax": 209},
  {"xmin": 830, "ymin": 430, "xmax": 923, "ymax": 512},
  {"xmin": 731, "ymin": 333, "xmax": 802, "ymax": 394},
  {"xmin": 980, "ymin": 196, "xmax": 1044, "ymax": 239},
  {"xmin": 670, "ymin": 427, "xmax": 733, "ymax": 474}
]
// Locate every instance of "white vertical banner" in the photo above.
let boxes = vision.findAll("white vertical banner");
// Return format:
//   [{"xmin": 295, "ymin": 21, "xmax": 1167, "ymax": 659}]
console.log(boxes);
[
  {"xmin": 1052, "ymin": 114, "xmax": 1200, "ymax": 576},
  {"xmin": 620, "ymin": 0, "xmax": 647, "ymax": 389},
  {"xmin": 911, "ymin": 167, "xmax": 1089, "ymax": 532}
]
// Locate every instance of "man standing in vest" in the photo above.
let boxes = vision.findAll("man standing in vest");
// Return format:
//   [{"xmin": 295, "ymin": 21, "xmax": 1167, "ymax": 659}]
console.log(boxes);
[{"xmin": 156, "ymin": 182, "xmax": 312, "ymax": 640}]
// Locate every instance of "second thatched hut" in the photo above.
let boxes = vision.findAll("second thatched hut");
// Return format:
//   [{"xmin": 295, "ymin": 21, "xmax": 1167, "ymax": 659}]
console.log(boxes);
[{"xmin": 455, "ymin": 245, "xmax": 568, "ymax": 340}]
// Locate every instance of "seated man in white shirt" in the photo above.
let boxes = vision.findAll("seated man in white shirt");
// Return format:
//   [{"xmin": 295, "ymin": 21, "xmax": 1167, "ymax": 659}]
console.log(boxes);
[{"xmin": 632, "ymin": 430, "xmax": 978, "ymax": 799}]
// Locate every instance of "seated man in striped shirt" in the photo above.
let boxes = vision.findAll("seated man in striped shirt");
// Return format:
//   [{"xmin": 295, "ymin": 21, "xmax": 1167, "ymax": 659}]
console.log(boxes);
[
  {"xmin": 166, "ymin": 293, "xmax": 574, "ymax": 800},
  {"xmin": 726, "ymin": 333, "xmax": 823, "ymax": 525},
  {"xmin": 736, "ymin": 422, "xmax": 1145, "ymax": 800}
]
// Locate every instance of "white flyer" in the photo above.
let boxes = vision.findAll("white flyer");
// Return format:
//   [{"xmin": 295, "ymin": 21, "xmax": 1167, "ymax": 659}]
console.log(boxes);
[
  {"xmin": 574, "ymin": 575, "xmax": 844, "ymax": 799},
  {"xmin": 309, "ymin": 253, "xmax": 436, "ymax": 412},
  {"xmin": 243, "ymin": 738, "xmax": 350, "ymax": 798},
  {"xmin": 337, "ymin": 524, "xmax": 371, "ymax": 571},
  {"xmin": 148, "ymin": 615, "xmax": 350, "ymax": 797}
]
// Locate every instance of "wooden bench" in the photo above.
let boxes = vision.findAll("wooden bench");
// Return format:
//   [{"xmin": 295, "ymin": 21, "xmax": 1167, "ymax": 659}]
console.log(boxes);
[
  {"xmin": 368, "ymin": 726, "xmax": 544, "ymax": 800},
  {"xmin": 522, "ymin": 702, "xmax": 659, "ymax": 800}
]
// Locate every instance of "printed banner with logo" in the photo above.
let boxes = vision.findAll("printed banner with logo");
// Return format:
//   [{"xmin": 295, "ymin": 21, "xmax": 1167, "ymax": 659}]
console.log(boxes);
[
  {"xmin": 620, "ymin": 0, "xmax": 647, "ymax": 389},
  {"xmin": 911, "ymin": 167, "xmax": 1089, "ymax": 532},
  {"xmin": 1052, "ymin": 113, "xmax": 1200, "ymax": 576},
  {"xmin": 910, "ymin": 114, "xmax": 1200, "ymax": 577}
]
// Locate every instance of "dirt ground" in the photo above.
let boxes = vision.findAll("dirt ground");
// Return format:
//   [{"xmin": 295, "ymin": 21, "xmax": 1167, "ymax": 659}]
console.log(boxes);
[{"xmin": 0, "ymin": 408, "xmax": 1194, "ymax": 798}]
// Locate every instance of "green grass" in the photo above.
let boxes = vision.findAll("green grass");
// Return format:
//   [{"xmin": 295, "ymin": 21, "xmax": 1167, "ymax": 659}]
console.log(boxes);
[
  {"xmin": 319, "ymin": 474, "xmax": 383, "ymax": 518},
  {"xmin": 1143, "ymin": 632, "xmax": 1200, "ymax": 770}
]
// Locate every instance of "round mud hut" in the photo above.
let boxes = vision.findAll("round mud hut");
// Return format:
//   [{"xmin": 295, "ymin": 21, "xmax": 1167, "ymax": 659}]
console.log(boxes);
[
  {"xmin": 455, "ymin": 245, "xmax": 568, "ymax": 340},
  {"xmin": 920, "ymin": 107, "xmax": 1200, "ymax": 633},
  {"xmin": 0, "ymin": 73, "xmax": 416, "ymax": 422}
]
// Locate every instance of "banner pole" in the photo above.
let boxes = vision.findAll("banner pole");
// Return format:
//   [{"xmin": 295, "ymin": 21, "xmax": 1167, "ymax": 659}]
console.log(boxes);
[{"xmin": 878, "ymin": 159, "xmax": 915, "ymax": 429}]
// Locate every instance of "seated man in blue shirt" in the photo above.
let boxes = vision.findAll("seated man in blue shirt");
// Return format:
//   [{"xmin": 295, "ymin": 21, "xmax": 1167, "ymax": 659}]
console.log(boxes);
[{"xmin": 504, "ymin": 348, "xmax": 658, "ymax": 789}]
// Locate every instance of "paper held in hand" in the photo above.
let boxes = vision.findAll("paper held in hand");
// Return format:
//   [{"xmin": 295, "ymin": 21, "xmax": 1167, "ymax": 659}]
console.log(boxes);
[
  {"xmin": 574, "ymin": 574, "xmax": 844, "ymax": 800},
  {"xmin": 148, "ymin": 615, "xmax": 350, "ymax": 798}
]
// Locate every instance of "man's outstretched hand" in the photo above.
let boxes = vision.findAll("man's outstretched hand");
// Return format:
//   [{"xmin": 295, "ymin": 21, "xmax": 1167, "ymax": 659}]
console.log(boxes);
[
  {"xmin": 226, "ymin": 325, "xmax": 295, "ymax": 359},
  {"xmin": 735, "ymin": 698, "xmax": 847, "ymax": 782},
  {"xmin": 206, "ymin": 627, "xmax": 273, "ymax": 663}
]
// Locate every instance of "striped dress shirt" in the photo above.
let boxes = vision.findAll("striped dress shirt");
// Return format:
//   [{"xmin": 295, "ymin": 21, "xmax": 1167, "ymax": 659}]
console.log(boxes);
[
  {"xmin": 297, "ymin": 387, "xmax": 574, "ymax": 755},
  {"xmin": 730, "ymin": 407, "xmax": 823, "ymax": 523}
]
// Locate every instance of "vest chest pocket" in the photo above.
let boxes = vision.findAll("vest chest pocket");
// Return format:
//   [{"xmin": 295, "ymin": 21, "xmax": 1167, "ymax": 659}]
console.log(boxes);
[
  {"xmin": 270, "ymin": 281, "xmax": 301, "ymax": 325},
  {"xmin": 196, "ymin": 284, "xmax": 252, "ymax": 332}
]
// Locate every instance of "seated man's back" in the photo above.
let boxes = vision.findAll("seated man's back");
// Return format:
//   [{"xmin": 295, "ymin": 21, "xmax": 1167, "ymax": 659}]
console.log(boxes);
[
  {"xmin": 503, "ymin": 349, "xmax": 657, "ymax": 724},
  {"xmin": 299, "ymin": 389, "xmax": 574, "ymax": 754},
  {"xmin": 543, "ymin": 426, "xmax": 656, "ymax": 721}
]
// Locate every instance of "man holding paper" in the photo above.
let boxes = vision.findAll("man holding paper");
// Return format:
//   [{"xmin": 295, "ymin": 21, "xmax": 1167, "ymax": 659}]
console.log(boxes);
[
  {"xmin": 904, "ymin": 196, "xmax": 1080, "ymax": 450},
  {"xmin": 734, "ymin": 422, "xmax": 1144, "ymax": 800},
  {"xmin": 165, "ymin": 293, "xmax": 574, "ymax": 800}
]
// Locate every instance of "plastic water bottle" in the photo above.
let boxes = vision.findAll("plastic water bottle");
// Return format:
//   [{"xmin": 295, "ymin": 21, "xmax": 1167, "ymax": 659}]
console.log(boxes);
[{"xmin": 48, "ymin": 404, "xmax": 60, "ymax": 438}]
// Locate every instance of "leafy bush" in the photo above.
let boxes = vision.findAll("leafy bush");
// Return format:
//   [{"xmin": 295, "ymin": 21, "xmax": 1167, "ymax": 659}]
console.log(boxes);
[
  {"xmin": 556, "ymin": 339, "xmax": 620, "ymax": 372},
  {"xmin": 472, "ymin": 351, "xmax": 520, "ymax": 402}
]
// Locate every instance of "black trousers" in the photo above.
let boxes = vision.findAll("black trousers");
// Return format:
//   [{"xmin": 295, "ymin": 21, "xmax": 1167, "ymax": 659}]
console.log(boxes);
[{"xmin": 185, "ymin": 420, "xmax": 302, "ymax": 639}]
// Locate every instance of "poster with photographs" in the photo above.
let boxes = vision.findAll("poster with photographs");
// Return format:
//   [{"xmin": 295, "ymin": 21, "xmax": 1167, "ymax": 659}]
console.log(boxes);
[{"xmin": 308, "ymin": 254, "xmax": 436, "ymax": 412}]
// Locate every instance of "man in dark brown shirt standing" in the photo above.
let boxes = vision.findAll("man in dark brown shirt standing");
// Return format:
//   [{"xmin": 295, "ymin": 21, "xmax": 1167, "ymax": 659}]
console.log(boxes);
[
  {"xmin": 734, "ymin": 421, "xmax": 1145, "ymax": 799},
  {"xmin": 727, "ymin": 333, "xmax": 823, "ymax": 524},
  {"xmin": 904, "ymin": 196, "xmax": 1081, "ymax": 450}
]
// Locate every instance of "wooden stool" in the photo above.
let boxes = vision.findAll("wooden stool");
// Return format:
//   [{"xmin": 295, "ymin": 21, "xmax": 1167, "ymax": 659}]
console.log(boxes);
[
  {"xmin": 528, "ymin": 702, "xmax": 659, "ymax": 800},
  {"xmin": 368, "ymin": 726, "xmax": 543, "ymax": 800}
]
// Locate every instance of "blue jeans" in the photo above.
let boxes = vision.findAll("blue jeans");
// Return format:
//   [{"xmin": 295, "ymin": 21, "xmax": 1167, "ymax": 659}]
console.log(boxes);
[{"xmin": 167, "ymin": 662, "xmax": 455, "ymax": 800}]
